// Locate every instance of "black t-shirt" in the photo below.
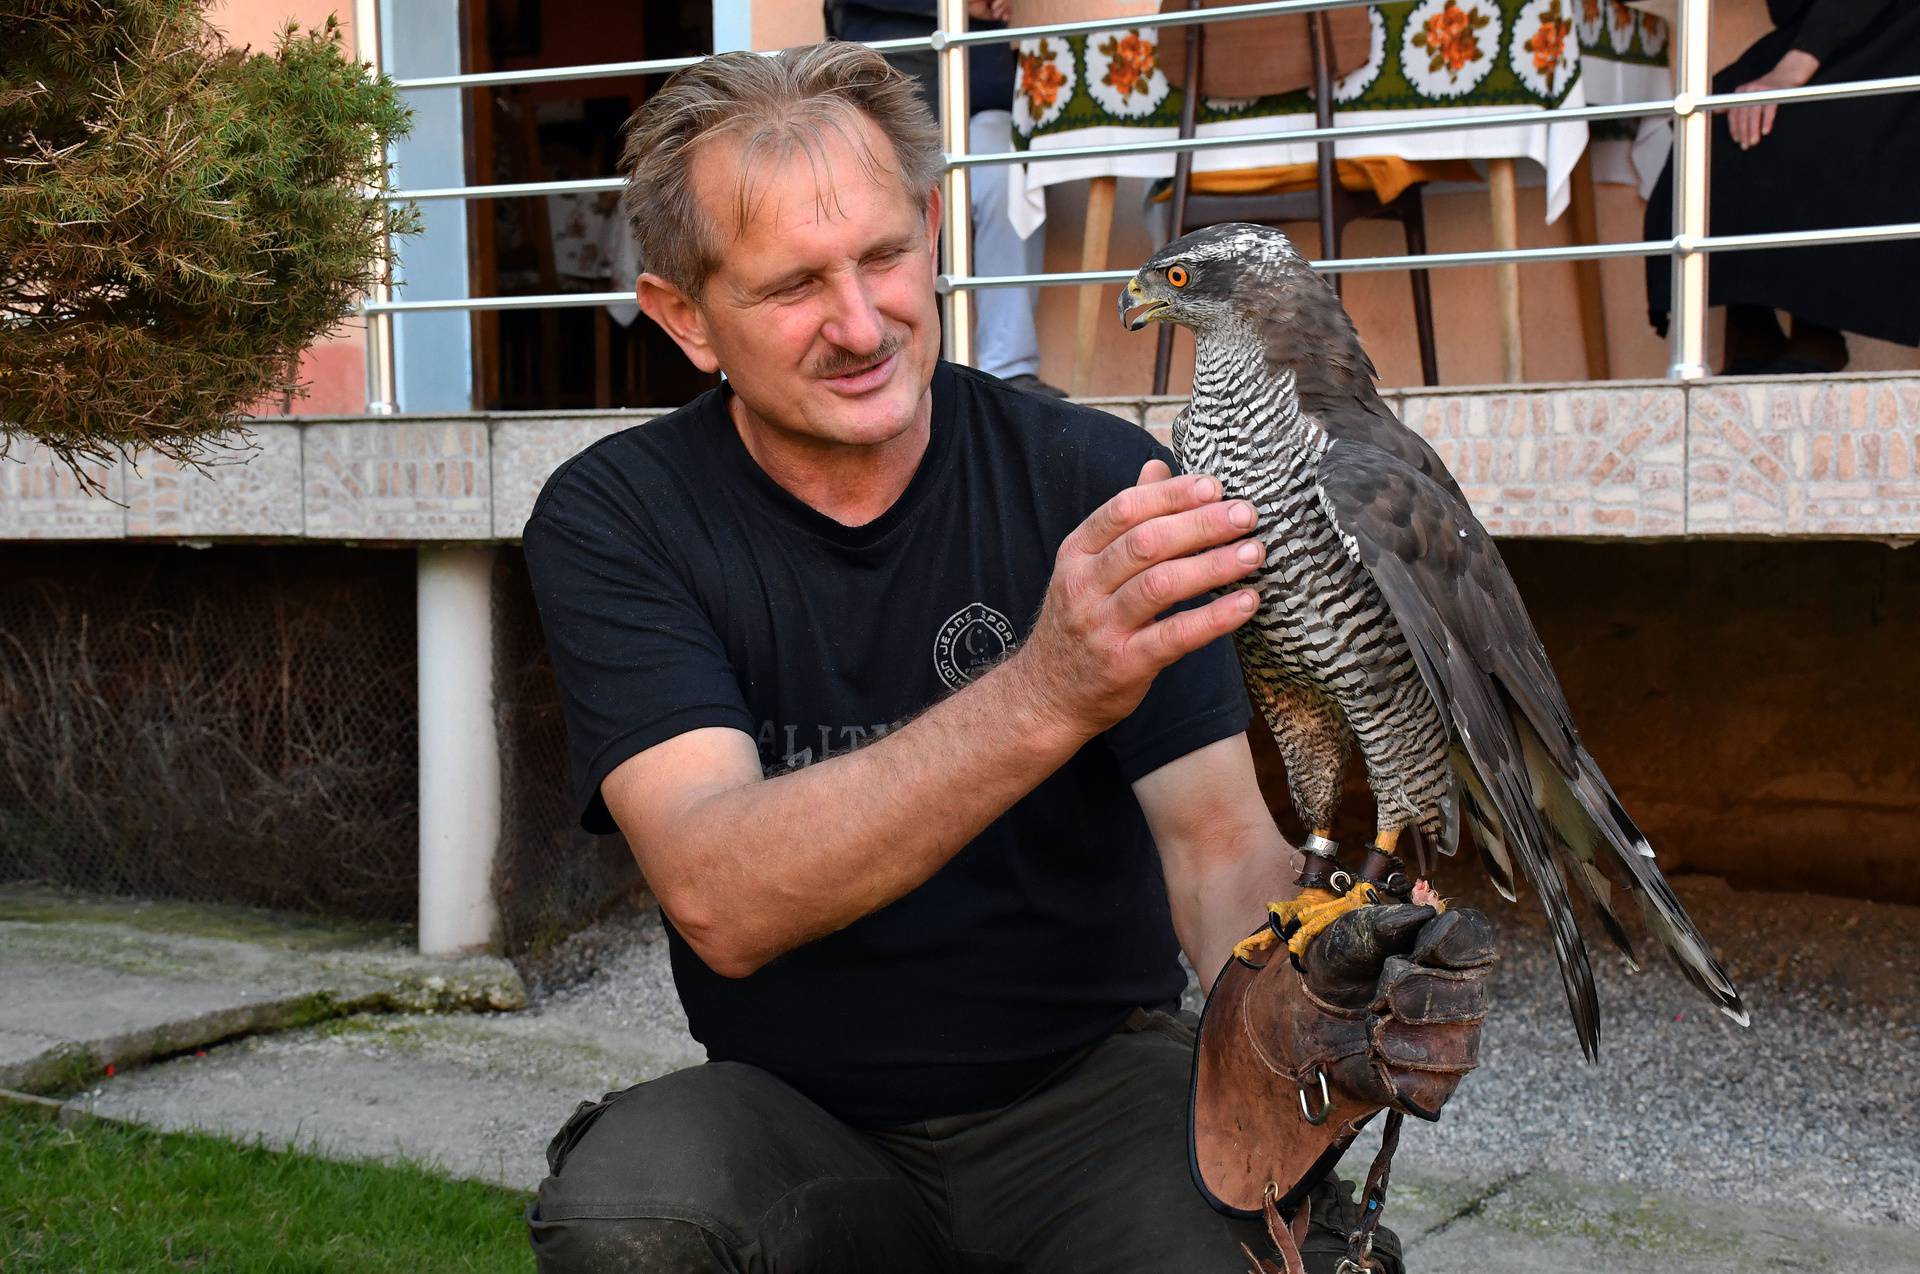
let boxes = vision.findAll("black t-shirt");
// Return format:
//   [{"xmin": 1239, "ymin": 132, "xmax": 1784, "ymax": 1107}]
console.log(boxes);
[{"xmin": 522, "ymin": 361, "xmax": 1251, "ymax": 1125}]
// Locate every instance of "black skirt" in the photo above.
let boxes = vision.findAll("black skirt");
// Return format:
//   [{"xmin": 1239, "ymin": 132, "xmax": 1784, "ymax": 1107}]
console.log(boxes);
[{"xmin": 1645, "ymin": 1, "xmax": 1920, "ymax": 347}]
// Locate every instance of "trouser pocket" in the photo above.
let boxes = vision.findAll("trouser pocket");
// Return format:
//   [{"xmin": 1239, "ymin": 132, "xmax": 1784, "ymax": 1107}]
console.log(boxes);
[
  {"xmin": 545, "ymin": 1092, "xmax": 620, "ymax": 1177},
  {"xmin": 1118, "ymin": 1005, "xmax": 1198, "ymax": 1047}
]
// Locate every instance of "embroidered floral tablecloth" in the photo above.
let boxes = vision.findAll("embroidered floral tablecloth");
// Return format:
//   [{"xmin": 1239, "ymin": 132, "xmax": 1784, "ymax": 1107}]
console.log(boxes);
[
  {"xmin": 1577, "ymin": 0, "xmax": 1670, "ymax": 103},
  {"xmin": 1577, "ymin": 0, "xmax": 1674, "ymax": 196},
  {"xmin": 1005, "ymin": 1, "xmax": 1597, "ymax": 229}
]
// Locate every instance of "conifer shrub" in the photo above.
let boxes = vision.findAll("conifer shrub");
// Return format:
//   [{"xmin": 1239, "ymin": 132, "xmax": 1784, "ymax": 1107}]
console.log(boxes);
[{"xmin": 1, "ymin": 1, "xmax": 418, "ymax": 490}]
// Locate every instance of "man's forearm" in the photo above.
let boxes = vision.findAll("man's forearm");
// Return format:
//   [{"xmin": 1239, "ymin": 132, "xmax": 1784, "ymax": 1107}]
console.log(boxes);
[
  {"xmin": 1179, "ymin": 833, "xmax": 1300, "ymax": 992},
  {"xmin": 662, "ymin": 650, "xmax": 1089, "ymax": 977}
]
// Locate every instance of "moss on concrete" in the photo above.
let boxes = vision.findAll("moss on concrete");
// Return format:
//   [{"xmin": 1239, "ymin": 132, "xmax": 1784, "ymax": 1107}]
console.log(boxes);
[
  {"xmin": 0, "ymin": 886, "xmax": 408, "ymax": 952},
  {"xmin": 2, "ymin": 888, "xmax": 526, "ymax": 1097}
]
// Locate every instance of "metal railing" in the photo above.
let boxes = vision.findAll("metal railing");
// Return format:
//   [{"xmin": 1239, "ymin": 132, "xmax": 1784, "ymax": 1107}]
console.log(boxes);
[{"xmin": 358, "ymin": 0, "xmax": 1920, "ymax": 397}]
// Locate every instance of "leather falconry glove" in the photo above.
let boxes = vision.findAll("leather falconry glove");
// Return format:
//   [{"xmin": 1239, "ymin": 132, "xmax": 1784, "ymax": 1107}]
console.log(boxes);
[{"xmin": 1190, "ymin": 902, "xmax": 1495, "ymax": 1218}]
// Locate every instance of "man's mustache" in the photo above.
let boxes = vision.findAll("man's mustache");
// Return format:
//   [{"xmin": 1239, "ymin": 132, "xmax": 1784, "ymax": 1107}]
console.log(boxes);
[{"xmin": 813, "ymin": 335, "xmax": 902, "ymax": 379}]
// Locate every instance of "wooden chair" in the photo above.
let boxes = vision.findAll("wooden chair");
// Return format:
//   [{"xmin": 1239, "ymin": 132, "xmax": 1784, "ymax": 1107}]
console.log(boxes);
[{"xmin": 1151, "ymin": 5, "xmax": 1440, "ymax": 392}]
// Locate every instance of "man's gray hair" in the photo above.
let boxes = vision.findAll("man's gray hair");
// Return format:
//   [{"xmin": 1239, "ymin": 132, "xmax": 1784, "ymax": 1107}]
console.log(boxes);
[{"xmin": 619, "ymin": 42, "xmax": 944, "ymax": 298}]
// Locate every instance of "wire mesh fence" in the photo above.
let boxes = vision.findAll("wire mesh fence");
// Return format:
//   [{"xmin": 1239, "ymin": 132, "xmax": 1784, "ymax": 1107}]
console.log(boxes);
[
  {"xmin": 0, "ymin": 542, "xmax": 641, "ymax": 951},
  {"xmin": 492, "ymin": 547, "xmax": 644, "ymax": 954},
  {"xmin": 0, "ymin": 544, "xmax": 419, "ymax": 919}
]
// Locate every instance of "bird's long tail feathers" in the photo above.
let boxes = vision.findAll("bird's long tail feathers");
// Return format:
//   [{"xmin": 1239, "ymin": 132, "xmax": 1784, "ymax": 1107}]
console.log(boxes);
[
  {"xmin": 1519, "ymin": 728, "xmax": 1641, "ymax": 972},
  {"xmin": 1451, "ymin": 748, "xmax": 1516, "ymax": 901},
  {"xmin": 1446, "ymin": 709, "xmax": 1601, "ymax": 1059},
  {"xmin": 1519, "ymin": 721, "xmax": 1749, "ymax": 1028}
]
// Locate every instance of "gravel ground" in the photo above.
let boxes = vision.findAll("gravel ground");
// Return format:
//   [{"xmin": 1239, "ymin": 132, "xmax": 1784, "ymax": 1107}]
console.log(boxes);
[
  {"xmin": 1402, "ymin": 873, "xmax": 1918, "ymax": 1230},
  {"xmin": 518, "ymin": 904, "xmax": 690, "ymax": 1043},
  {"xmin": 516, "ymin": 875, "xmax": 1919, "ymax": 1230}
]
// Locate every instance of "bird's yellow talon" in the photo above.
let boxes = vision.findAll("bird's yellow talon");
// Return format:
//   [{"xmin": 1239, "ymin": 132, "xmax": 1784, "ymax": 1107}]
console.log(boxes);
[
  {"xmin": 1267, "ymin": 883, "xmax": 1385, "ymax": 957},
  {"xmin": 1232, "ymin": 926, "xmax": 1279, "ymax": 963}
]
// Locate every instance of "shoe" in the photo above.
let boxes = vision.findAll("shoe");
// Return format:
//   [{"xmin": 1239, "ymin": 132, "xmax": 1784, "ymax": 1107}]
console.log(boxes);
[
  {"xmin": 1718, "ymin": 355, "xmax": 1846, "ymax": 377},
  {"xmin": 1002, "ymin": 372, "xmax": 1070, "ymax": 399}
]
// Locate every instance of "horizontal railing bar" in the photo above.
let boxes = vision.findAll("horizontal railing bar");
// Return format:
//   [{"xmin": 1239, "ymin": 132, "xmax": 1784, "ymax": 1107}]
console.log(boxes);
[
  {"xmin": 361, "ymin": 223, "xmax": 1920, "ymax": 312},
  {"xmin": 387, "ymin": 1, "xmax": 1374, "ymax": 92},
  {"xmin": 939, "ymin": 222, "xmax": 1920, "ymax": 289},
  {"xmin": 1691, "ymin": 71, "xmax": 1920, "ymax": 113},
  {"xmin": 937, "ymin": 0, "xmax": 1381, "ymax": 49},
  {"xmin": 389, "ymin": 36, "xmax": 933, "ymax": 91},
  {"xmin": 366, "ymin": 291, "xmax": 636, "ymax": 314},
  {"xmin": 399, "ymin": 176, "xmax": 623, "ymax": 202},
  {"xmin": 379, "ymin": 70, "xmax": 1920, "ymax": 202},
  {"xmin": 957, "ymin": 71, "xmax": 1920, "ymax": 170},
  {"xmin": 941, "ymin": 243, "xmax": 1668, "ymax": 290},
  {"xmin": 1686, "ymin": 221, "xmax": 1920, "ymax": 256}
]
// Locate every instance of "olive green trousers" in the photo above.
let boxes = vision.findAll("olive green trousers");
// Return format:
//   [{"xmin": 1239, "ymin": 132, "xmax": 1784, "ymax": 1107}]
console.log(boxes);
[{"xmin": 526, "ymin": 1008, "xmax": 1403, "ymax": 1274}]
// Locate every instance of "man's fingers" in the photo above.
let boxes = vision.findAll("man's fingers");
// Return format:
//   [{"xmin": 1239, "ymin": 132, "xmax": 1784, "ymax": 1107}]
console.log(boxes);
[
  {"xmin": 1071, "ymin": 469, "xmax": 1220, "ymax": 556},
  {"xmin": 1759, "ymin": 101, "xmax": 1777, "ymax": 139},
  {"xmin": 1129, "ymin": 587, "xmax": 1257, "ymax": 668},
  {"xmin": 1108, "ymin": 539, "xmax": 1265, "ymax": 628},
  {"xmin": 1091, "ymin": 498, "xmax": 1261, "ymax": 596}
]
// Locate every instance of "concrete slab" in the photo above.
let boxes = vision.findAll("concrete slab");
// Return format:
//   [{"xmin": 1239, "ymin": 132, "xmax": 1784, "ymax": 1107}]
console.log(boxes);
[
  {"xmin": 0, "ymin": 888, "xmax": 526, "ymax": 1094},
  {"xmin": 1400, "ymin": 1165, "xmax": 1920, "ymax": 1273},
  {"xmin": 75, "ymin": 1007, "xmax": 702, "ymax": 1190},
  {"xmin": 11, "ymin": 886, "xmax": 1918, "ymax": 1272}
]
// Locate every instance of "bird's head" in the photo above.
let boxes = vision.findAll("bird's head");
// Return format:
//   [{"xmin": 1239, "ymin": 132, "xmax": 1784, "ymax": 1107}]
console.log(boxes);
[
  {"xmin": 1117, "ymin": 223, "xmax": 1317, "ymax": 339},
  {"xmin": 1118, "ymin": 223, "xmax": 1376, "ymax": 399}
]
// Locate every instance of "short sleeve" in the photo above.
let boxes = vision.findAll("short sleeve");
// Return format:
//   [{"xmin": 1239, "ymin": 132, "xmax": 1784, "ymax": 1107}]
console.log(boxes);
[
  {"xmin": 523, "ymin": 460, "xmax": 754, "ymax": 834},
  {"xmin": 1104, "ymin": 633, "xmax": 1253, "ymax": 783}
]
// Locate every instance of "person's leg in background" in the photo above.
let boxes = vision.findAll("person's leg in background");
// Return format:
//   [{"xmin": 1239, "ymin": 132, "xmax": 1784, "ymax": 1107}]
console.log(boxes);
[{"xmin": 968, "ymin": 110, "xmax": 1064, "ymax": 396}]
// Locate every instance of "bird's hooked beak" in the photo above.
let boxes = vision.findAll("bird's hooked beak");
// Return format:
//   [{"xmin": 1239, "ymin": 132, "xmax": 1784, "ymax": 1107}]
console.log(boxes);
[{"xmin": 1118, "ymin": 274, "xmax": 1170, "ymax": 332}]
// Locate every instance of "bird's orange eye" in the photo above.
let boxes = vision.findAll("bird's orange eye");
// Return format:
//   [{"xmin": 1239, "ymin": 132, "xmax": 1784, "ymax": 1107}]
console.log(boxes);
[{"xmin": 1167, "ymin": 265, "xmax": 1189, "ymax": 288}]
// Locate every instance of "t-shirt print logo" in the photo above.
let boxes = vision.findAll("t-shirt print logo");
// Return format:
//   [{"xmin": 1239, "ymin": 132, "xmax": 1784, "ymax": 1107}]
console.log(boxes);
[{"xmin": 933, "ymin": 603, "xmax": 1019, "ymax": 690}]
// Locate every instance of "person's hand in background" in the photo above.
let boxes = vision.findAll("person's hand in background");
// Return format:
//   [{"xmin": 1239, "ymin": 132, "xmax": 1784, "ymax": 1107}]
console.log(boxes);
[
  {"xmin": 969, "ymin": 0, "xmax": 1011, "ymax": 21},
  {"xmin": 1726, "ymin": 49, "xmax": 1821, "ymax": 150}
]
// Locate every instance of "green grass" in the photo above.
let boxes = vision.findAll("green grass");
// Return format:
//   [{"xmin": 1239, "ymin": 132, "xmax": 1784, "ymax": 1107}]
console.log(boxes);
[{"xmin": 0, "ymin": 1108, "xmax": 534, "ymax": 1272}]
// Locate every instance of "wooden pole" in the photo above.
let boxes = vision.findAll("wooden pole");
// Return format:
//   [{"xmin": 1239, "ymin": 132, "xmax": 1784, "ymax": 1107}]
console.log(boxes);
[
  {"xmin": 1568, "ymin": 150, "xmax": 1612, "ymax": 381},
  {"xmin": 1071, "ymin": 175, "xmax": 1117, "ymax": 396},
  {"xmin": 1487, "ymin": 157, "xmax": 1524, "ymax": 384}
]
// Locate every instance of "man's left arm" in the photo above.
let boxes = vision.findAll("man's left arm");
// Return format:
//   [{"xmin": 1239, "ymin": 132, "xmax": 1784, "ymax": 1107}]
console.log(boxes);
[{"xmin": 1132, "ymin": 734, "xmax": 1302, "ymax": 993}]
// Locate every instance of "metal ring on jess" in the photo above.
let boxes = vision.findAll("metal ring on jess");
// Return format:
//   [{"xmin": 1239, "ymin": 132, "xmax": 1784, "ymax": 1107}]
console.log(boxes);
[{"xmin": 1297, "ymin": 1068, "xmax": 1332, "ymax": 1126}]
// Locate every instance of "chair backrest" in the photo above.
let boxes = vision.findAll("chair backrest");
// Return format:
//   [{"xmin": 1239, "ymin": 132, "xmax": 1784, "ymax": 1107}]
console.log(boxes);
[{"xmin": 1158, "ymin": 0, "xmax": 1370, "ymax": 100}]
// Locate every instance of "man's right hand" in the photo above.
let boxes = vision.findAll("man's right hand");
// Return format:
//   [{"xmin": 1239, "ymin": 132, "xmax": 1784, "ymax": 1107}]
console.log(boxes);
[{"xmin": 1013, "ymin": 458, "xmax": 1264, "ymax": 735}]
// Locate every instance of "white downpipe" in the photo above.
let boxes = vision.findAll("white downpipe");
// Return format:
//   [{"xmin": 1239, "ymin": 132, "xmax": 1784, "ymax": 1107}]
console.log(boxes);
[{"xmin": 416, "ymin": 546, "xmax": 501, "ymax": 955}]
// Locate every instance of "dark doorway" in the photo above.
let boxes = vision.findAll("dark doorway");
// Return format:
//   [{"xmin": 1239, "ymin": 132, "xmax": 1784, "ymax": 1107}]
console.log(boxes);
[{"xmin": 464, "ymin": 0, "xmax": 720, "ymax": 410}]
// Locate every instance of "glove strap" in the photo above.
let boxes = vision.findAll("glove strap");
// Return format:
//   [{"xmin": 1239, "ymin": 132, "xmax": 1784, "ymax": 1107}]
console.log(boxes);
[{"xmin": 1335, "ymin": 1110, "xmax": 1404, "ymax": 1274}]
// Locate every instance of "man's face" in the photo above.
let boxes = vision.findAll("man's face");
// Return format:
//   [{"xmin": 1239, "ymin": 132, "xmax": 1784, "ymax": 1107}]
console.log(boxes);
[{"xmin": 643, "ymin": 111, "xmax": 942, "ymax": 451}]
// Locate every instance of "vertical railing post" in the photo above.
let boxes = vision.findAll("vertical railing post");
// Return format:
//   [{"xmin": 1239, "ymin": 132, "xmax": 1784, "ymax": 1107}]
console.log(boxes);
[
  {"xmin": 935, "ymin": 0, "xmax": 974, "ymax": 366},
  {"xmin": 1668, "ymin": 0, "xmax": 1710, "ymax": 379},
  {"xmin": 355, "ymin": 0, "xmax": 399, "ymax": 414}
]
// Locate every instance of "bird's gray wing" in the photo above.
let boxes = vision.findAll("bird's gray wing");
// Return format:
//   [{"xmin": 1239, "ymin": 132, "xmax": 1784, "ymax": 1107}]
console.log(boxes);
[
  {"xmin": 1315, "ymin": 439, "xmax": 1745, "ymax": 1057},
  {"xmin": 1305, "ymin": 389, "xmax": 1468, "ymax": 504}
]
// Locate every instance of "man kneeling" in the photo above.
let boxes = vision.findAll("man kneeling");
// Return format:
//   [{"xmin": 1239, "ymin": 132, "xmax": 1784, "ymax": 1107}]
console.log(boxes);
[{"xmin": 522, "ymin": 41, "xmax": 1476, "ymax": 1272}]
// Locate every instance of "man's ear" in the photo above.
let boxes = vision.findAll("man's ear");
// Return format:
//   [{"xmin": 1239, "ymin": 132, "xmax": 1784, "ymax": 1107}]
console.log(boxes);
[
  {"xmin": 923, "ymin": 184, "xmax": 944, "ymax": 268},
  {"xmin": 635, "ymin": 273, "xmax": 720, "ymax": 374}
]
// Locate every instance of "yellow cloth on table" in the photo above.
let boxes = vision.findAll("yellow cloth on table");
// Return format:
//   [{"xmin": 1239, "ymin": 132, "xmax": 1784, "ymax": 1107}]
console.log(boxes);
[{"xmin": 1159, "ymin": 157, "xmax": 1481, "ymax": 206}]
